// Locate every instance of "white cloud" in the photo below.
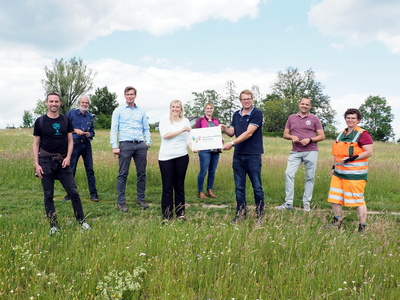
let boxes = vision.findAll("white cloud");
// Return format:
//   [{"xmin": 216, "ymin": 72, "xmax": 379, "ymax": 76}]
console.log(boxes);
[
  {"xmin": 0, "ymin": 44, "xmax": 50, "ymax": 128},
  {"xmin": 308, "ymin": 0, "xmax": 400, "ymax": 53},
  {"xmin": 0, "ymin": 0, "xmax": 260, "ymax": 54},
  {"xmin": 0, "ymin": 52, "xmax": 275, "ymax": 129},
  {"xmin": 90, "ymin": 59, "xmax": 275, "ymax": 123}
]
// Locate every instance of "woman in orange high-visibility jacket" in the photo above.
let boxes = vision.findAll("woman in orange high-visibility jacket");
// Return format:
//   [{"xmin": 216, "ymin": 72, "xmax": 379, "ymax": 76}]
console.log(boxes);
[{"xmin": 327, "ymin": 108, "xmax": 373, "ymax": 233}]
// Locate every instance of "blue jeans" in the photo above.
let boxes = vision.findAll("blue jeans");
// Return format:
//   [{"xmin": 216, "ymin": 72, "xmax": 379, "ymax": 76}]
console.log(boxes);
[
  {"xmin": 233, "ymin": 154, "xmax": 264, "ymax": 216},
  {"xmin": 70, "ymin": 140, "xmax": 97, "ymax": 196},
  {"xmin": 285, "ymin": 151, "xmax": 318, "ymax": 205},
  {"xmin": 117, "ymin": 141, "xmax": 148, "ymax": 204},
  {"xmin": 39, "ymin": 157, "xmax": 85, "ymax": 226},
  {"xmin": 197, "ymin": 150, "xmax": 220, "ymax": 192}
]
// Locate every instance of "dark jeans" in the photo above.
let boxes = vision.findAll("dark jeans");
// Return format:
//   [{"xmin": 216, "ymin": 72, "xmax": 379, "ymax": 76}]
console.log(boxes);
[
  {"xmin": 70, "ymin": 140, "xmax": 97, "ymax": 196},
  {"xmin": 39, "ymin": 157, "xmax": 85, "ymax": 226},
  {"xmin": 233, "ymin": 153, "xmax": 264, "ymax": 216},
  {"xmin": 197, "ymin": 150, "xmax": 220, "ymax": 192},
  {"xmin": 159, "ymin": 154, "xmax": 189, "ymax": 219},
  {"xmin": 117, "ymin": 141, "xmax": 148, "ymax": 204}
]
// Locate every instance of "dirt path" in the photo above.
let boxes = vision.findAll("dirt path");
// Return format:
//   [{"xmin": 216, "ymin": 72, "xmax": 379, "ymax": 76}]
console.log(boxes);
[{"xmin": 187, "ymin": 203, "xmax": 400, "ymax": 215}]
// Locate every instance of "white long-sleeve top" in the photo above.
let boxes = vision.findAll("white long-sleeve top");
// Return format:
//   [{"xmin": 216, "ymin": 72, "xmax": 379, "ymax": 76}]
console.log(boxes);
[{"xmin": 158, "ymin": 114, "xmax": 191, "ymax": 161}]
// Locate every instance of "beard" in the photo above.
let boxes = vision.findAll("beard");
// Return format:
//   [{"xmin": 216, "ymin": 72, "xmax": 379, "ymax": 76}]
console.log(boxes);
[{"xmin": 79, "ymin": 105, "xmax": 89, "ymax": 112}]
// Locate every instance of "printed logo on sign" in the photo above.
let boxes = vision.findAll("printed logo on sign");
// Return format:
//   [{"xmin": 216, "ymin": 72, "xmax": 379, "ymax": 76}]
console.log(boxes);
[{"xmin": 192, "ymin": 136, "xmax": 201, "ymax": 143}]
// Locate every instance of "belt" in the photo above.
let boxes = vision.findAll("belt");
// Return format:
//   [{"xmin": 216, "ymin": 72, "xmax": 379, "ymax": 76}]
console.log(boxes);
[
  {"xmin": 120, "ymin": 140, "xmax": 143, "ymax": 144},
  {"xmin": 74, "ymin": 139, "xmax": 89, "ymax": 143}
]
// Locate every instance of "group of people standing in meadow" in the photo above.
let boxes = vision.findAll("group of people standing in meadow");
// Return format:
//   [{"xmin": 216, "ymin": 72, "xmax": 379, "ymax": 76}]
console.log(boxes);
[{"xmin": 33, "ymin": 86, "xmax": 373, "ymax": 235}]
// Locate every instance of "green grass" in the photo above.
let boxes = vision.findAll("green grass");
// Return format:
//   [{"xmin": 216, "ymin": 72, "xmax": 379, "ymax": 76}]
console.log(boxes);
[{"xmin": 0, "ymin": 129, "xmax": 399, "ymax": 299}]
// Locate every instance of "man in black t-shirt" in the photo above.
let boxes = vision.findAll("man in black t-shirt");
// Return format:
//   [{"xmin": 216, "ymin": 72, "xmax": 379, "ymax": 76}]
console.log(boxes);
[{"xmin": 33, "ymin": 92, "xmax": 91, "ymax": 235}]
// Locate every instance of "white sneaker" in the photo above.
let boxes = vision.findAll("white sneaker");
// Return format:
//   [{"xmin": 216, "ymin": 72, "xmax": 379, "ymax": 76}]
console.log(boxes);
[
  {"xmin": 275, "ymin": 203, "xmax": 293, "ymax": 210},
  {"xmin": 80, "ymin": 221, "xmax": 91, "ymax": 230},
  {"xmin": 303, "ymin": 203, "xmax": 311, "ymax": 212},
  {"xmin": 49, "ymin": 226, "xmax": 60, "ymax": 235}
]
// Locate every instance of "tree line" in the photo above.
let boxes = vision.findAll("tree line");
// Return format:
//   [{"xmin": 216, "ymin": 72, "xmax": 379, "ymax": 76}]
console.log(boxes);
[{"xmin": 21, "ymin": 58, "xmax": 395, "ymax": 142}]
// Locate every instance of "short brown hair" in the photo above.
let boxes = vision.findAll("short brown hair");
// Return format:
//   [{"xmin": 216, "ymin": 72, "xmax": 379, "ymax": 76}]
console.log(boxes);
[
  {"xmin": 46, "ymin": 92, "xmax": 60, "ymax": 101},
  {"xmin": 344, "ymin": 108, "xmax": 362, "ymax": 121},
  {"xmin": 124, "ymin": 86, "xmax": 137, "ymax": 95},
  {"xmin": 239, "ymin": 89, "xmax": 253, "ymax": 100}
]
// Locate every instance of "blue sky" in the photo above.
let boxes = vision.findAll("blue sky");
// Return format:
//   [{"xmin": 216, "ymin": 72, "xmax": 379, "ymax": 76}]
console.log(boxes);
[{"xmin": 1, "ymin": 0, "xmax": 399, "ymax": 137}]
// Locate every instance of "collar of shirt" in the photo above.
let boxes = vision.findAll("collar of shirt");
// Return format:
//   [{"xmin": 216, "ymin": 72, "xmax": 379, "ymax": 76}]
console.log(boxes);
[{"xmin": 240, "ymin": 106, "xmax": 254, "ymax": 117}]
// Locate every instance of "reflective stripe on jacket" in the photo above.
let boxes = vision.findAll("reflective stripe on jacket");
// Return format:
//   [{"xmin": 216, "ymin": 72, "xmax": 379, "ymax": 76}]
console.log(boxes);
[{"xmin": 332, "ymin": 126, "xmax": 368, "ymax": 180}]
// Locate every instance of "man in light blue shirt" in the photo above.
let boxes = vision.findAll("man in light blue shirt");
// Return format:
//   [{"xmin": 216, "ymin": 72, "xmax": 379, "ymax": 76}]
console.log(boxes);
[{"xmin": 110, "ymin": 86, "xmax": 152, "ymax": 212}]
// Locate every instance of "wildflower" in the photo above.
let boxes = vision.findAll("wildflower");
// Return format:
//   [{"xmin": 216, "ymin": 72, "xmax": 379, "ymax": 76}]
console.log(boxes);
[
  {"xmin": 139, "ymin": 253, "xmax": 146, "ymax": 256},
  {"xmin": 343, "ymin": 281, "xmax": 347, "ymax": 284},
  {"xmin": 20, "ymin": 267, "xmax": 25, "ymax": 270}
]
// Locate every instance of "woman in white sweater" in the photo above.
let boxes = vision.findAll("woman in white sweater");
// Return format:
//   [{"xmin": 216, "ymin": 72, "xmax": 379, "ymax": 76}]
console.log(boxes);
[{"xmin": 158, "ymin": 100, "xmax": 192, "ymax": 220}]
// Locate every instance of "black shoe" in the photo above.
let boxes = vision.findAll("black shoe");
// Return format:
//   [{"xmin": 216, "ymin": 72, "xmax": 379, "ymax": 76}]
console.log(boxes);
[
  {"xmin": 177, "ymin": 215, "xmax": 187, "ymax": 221},
  {"xmin": 358, "ymin": 223, "xmax": 367, "ymax": 234},
  {"xmin": 90, "ymin": 194, "xmax": 99, "ymax": 202},
  {"xmin": 330, "ymin": 217, "xmax": 344, "ymax": 229},
  {"xmin": 62, "ymin": 195, "xmax": 70, "ymax": 201},
  {"xmin": 118, "ymin": 203, "xmax": 128, "ymax": 213},
  {"xmin": 231, "ymin": 215, "xmax": 246, "ymax": 225},
  {"xmin": 136, "ymin": 200, "xmax": 149, "ymax": 209}
]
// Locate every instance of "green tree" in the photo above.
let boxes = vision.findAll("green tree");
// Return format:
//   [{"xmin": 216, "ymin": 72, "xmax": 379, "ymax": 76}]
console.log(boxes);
[
  {"xmin": 21, "ymin": 110, "xmax": 34, "ymax": 128},
  {"xmin": 259, "ymin": 94, "xmax": 287, "ymax": 133},
  {"xmin": 89, "ymin": 86, "xmax": 119, "ymax": 129},
  {"xmin": 33, "ymin": 99, "xmax": 48, "ymax": 116},
  {"xmin": 219, "ymin": 80, "xmax": 240, "ymax": 125},
  {"xmin": 184, "ymin": 90, "xmax": 221, "ymax": 120},
  {"xmin": 262, "ymin": 67, "xmax": 336, "ymax": 132},
  {"xmin": 42, "ymin": 57, "xmax": 96, "ymax": 114},
  {"xmin": 251, "ymin": 85, "xmax": 261, "ymax": 107},
  {"xmin": 359, "ymin": 95, "xmax": 394, "ymax": 142}
]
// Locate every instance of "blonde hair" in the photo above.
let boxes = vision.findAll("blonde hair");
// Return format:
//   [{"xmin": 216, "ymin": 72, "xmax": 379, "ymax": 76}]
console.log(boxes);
[
  {"xmin": 169, "ymin": 100, "xmax": 184, "ymax": 123},
  {"xmin": 204, "ymin": 102, "xmax": 214, "ymax": 109}
]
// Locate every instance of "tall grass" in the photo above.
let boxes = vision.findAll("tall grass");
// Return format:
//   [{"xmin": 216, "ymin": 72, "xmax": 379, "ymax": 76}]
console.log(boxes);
[{"xmin": 0, "ymin": 129, "xmax": 399, "ymax": 299}]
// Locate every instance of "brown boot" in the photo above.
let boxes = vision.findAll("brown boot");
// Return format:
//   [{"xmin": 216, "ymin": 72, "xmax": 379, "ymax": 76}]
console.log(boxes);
[
  {"xmin": 198, "ymin": 192, "xmax": 208, "ymax": 199},
  {"xmin": 206, "ymin": 189, "xmax": 217, "ymax": 198}
]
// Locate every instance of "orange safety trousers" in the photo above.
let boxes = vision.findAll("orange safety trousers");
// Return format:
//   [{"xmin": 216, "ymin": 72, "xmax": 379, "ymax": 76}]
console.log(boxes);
[{"xmin": 327, "ymin": 175, "xmax": 366, "ymax": 207}]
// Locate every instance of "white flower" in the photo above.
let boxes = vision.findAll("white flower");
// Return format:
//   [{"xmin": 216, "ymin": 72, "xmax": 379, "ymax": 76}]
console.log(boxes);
[{"xmin": 139, "ymin": 253, "xmax": 146, "ymax": 256}]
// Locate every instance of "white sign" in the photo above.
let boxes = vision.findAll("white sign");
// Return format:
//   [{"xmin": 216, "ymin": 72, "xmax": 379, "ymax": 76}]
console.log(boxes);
[{"xmin": 190, "ymin": 127, "xmax": 223, "ymax": 151}]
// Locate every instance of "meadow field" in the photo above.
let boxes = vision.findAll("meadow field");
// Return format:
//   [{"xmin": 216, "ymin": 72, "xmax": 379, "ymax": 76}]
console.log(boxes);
[{"xmin": 0, "ymin": 128, "xmax": 399, "ymax": 299}]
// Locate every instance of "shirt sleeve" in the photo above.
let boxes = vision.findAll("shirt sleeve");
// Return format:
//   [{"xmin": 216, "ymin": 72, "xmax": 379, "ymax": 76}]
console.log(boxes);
[
  {"xmin": 141, "ymin": 111, "xmax": 152, "ymax": 144},
  {"xmin": 194, "ymin": 118, "xmax": 202, "ymax": 128},
  {"xmin": 110, "ymin": 108, "xmax": 119, "ymax": 148},
  {"xmin": 249, "ymin": 109, "xmax": 263, "ymax": 127},
  {"xmin": 358, "ymin": 131, "xmax": 373, "ymax": 146},
  {"xmin": 159, "ymin": 115, "xmax": 169, "ymax": 139}
]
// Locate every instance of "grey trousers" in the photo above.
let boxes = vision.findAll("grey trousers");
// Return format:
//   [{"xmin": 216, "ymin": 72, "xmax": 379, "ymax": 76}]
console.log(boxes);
[
  {"xmin": 116, "ymin": 141, "xmax": 148, "ymax": 204},
  {"xmin": 284, "ymin": 151, "xmax": 318, "ymax": 205}
]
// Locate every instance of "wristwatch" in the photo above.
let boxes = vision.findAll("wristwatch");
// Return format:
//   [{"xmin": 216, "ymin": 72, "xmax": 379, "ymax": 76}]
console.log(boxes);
[{"xmin": 231, "ymin": 141, "xmax": 235, "ymax": 146}]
